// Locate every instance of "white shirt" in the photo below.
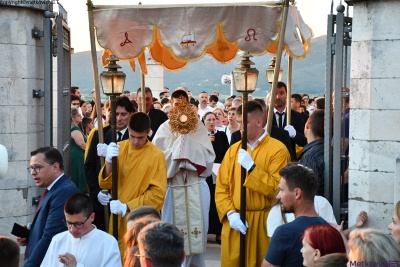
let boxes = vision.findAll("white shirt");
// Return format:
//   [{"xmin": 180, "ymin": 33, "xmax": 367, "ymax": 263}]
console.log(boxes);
[
  {"xmin": 197, "ymin": 106, "xmax": 213, "ymax": 119},
  {"xmin": 266, "ymin": 196, "xmax": 337, "ymax": 237},
  {"xmin": 93, "ymin": 118, "xmax": 105, "ymax": 128},
  {"xmin": 247, "ymin": 129, "xmax": 267, "ymax": 151},
  {"xmin": 216, "ymin": 101, "xmax": 225, "ymax": 109},
  {"xmin": 224, "ymin": 126, "xmax": 231, "ymax": 144},
  {"xmin": 274, "ymin": 107, "xmax": 287, "ymax": 128},
  {"xmin": 307, "ymin": 105, "xmax": 316, "ymax": 112},
  {"xmin": 117, "ymin": 127, "xmax": 128, "ymax": 141},
  {"xmin": 215, "ymin": 125, "xmax": 226, "ymax": 132},
  {"xmin": 41, "ymin": 226, "xmax": 122, "ymax": 267},
  {"xmin": 47, "ymin": 173, "xmax": 64, "ymax": 191}
]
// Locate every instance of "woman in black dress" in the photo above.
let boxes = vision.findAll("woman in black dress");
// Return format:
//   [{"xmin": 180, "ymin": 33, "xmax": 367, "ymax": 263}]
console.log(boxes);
[{"xmin": 203, "ymin": 112, "xmax": 230, "ymax": 244}]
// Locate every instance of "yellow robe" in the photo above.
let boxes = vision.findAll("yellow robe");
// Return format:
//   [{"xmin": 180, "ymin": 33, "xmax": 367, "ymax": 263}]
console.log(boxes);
[
  {"xmin": 99, "ymin": 139, "xmax": 167, "ymax": 259},
  {"xmin": 215, "ymin": 134, "xmax": 290, "ymax": 267},
  {"xmin": 295, "ymin": 144, "xmax": 303, "ymax": 159},
  {"xmin": 84, "ymin": 123, "xmax": 107, "ymax": 161}
]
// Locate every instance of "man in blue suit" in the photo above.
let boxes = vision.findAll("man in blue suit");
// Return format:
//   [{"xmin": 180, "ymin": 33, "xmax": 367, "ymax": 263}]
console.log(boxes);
[{"xmin": 16, "ymin": 147, "xmax": 79, "ymax": 267}]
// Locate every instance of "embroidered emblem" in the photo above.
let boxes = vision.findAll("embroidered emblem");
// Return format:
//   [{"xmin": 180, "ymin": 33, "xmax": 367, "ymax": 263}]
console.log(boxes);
[
  {"xmin": 217, "ymin": 40, "xmax": 229, "ymax": 52},
  {"xmin": 120, "ymin": 32, "xmax": 132, "ymax": 47},
  {"xmin": 180, "ymin": 229, "xmax": 188, "ymax": 236},
  {"xmin": 180, "ymin": 30, "xmax": 196, "ymax": 47},
  {"xmin": 191, "ymin": 227, "xmax": 202, "ymax": 238},
  {"xmin": 245, "ymin": 29, "xmax": 257, "ymax": 42}
]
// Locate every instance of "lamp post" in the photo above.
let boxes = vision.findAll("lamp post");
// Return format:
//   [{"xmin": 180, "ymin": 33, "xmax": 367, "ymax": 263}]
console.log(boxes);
[
  {"xmin": 100, "ymin": 54, "xmax": 126, "ymax": 240},
  {"xmin": 266, "ymin": 56, "xmax": 283, "ymax": 84},
  {"xmin": 232, "ymin": 51, "xmax": 258, "ymax": 267}
]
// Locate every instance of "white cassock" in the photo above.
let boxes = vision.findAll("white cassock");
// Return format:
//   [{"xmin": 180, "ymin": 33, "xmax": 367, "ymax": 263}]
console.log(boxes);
[
  {"xmin": 267, "ymin": 196, "xmax": 337, "ymax": 237},
  {"xmin": 153, "ymin": 120, "xmax": 215, "ymax": 267},
  {"xmin": 41, "ymin": 226, "xmax": 122, "ymax": 267}
]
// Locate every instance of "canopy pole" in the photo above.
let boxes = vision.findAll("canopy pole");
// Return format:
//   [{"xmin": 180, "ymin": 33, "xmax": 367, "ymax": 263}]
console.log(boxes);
[
  {"xmin": 266, "ymin": 0, "xmax": 290, "ymax": 134},
  {"xmin": 87, "ymin": 0, "xmax": 109, "ymax": 234},
  {"xmin": 141, "ymin": 71, "xmax": 146, "ymax": 113},
  {"xmin": 110, "ymin": 95, "xmax": 119, "ymax": 241},
  {"xmin": 240, "ymin": 91, "xmax": 249, "ymax": 267},
  {"xmin": 286, "ymin": 56, "xmax": 292, "ymax": 125}
]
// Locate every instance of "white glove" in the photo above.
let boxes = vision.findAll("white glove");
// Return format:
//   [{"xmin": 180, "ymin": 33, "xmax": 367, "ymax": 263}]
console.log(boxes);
[
  {"xmin": 284, "ymin": 125, "xmax": 296, "ymax": 138},
  {"xmin": 110, "ymin": 200, "xmax": 127, "ymax": 217},
  {"xmin": 238, "ymin": 149, "xmax": 254, "ymax": 171},
  {"xmin": 227, "ymin": 212, "xmax": 249, "ymax": 235},
  {"xmin": 105, "ymin": 142, "xmax": 119, "ymax": 163},
  {"xmin": 97, "ymin": 191, "xmax": 111, "ymax": 205},
  {"xmin": 97, "ymin": 143, "xmax": 108, "ymax": 157}
]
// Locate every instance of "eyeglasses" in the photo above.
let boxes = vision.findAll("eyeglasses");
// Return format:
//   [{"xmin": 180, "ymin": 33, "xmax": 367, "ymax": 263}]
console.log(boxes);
[
  {"xmin": 63, "ymin": 216, "xmax": 90, "ymax": 229},
  {"xmin": 27, "ymin": 164, "xmax": 52, "ymax": 174},
  {"xmin": 200, "ymin": 90, "xmax": 207, "ymax": 93}
]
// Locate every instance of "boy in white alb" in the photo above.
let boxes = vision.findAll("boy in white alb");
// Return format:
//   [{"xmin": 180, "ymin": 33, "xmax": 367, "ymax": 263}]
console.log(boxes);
[{"xmin": 41, "ymin": 193, "xmax": 121, "ymax": 267}]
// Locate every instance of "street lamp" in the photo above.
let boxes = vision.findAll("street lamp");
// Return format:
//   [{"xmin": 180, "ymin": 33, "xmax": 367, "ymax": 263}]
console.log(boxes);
[
  {"xmin": 231, "ymin": 51, "xmax": 258, "ymax": 267},
  {"xmin": 100, "ymin": 54, "xmax": 126, "ymax": 240},
  {"xmin": 266, "ymin": 56, "xmax": 283, "ymax": 84},
  {"xmin": 100, "ymin": 54, "xmax": 126, "ymax": 95}
]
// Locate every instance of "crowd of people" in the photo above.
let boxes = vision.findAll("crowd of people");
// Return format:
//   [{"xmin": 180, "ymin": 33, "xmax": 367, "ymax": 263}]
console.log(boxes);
[{"xmin": 3, "ymin": 84, "xmax": 400, "ymax": 267}]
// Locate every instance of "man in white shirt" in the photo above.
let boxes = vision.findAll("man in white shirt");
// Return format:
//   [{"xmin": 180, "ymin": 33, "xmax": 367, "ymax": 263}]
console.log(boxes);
[
  {"xmin": 41, "ymin": 193, "xmax": 122, "ymax": 267},
  {"xmin": 211, "ymin": 91, "xmax": 225, "ymax": 109},
  {"xmin": 197, "ymin": 91, "xmax": 213, "ymax": 118}
]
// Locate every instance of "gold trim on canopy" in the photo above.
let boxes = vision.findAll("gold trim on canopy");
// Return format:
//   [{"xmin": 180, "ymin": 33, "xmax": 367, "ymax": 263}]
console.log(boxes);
[{"xmin": 93, "ymin": 4, "xmax": 313, "ymax": 74}]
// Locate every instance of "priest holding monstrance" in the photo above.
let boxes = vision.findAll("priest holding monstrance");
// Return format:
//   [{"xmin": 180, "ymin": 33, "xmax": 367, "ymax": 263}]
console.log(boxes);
[{"xmin": 153, "ymin": 90, "xmax": 215, "ymax": 267}]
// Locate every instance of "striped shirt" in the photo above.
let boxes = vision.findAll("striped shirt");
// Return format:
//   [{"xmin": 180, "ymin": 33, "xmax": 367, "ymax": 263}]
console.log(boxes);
[{"xmin": 299, "ymin": 139, "xmax": 324, "ymax": 196}]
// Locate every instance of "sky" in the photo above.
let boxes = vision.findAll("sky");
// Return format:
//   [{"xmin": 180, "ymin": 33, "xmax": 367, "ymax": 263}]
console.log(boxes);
[{"xmin": 57, "ymin": 0, "xmax": 352, "ymax": 53}]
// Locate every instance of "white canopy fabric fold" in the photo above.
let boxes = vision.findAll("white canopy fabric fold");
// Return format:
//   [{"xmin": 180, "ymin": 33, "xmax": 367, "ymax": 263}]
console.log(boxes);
[{"xmin": 93, "ymin": 4, "xmax": 312, "ymax": 73}]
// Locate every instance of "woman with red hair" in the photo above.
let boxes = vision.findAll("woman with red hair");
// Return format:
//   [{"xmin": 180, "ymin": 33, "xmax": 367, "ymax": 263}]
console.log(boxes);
[{"xmin": 300, "ymin": 225, "xmax": 346, "ymax": 267}]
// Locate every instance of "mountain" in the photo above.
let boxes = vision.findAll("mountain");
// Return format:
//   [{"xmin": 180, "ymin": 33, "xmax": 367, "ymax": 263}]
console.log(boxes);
[{"xmin": 72, "ymin": 35, "xmax": 350, "ymax": 99}]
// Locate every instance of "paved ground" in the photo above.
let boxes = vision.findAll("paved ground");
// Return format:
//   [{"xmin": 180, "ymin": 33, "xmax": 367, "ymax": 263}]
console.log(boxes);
[{"xmin": 205, "ymin": 235, "xmax": 222, "ymax": 267}]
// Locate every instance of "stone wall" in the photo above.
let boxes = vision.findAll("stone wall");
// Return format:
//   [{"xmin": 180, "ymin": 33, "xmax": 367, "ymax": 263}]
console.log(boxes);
[
  {"xmin": 0, "ymin": 5, "xmax": 45, "ymax": 253},
  {"xmin": 349, "ymin": 0, "xmax": 400, "ymax": 231}
]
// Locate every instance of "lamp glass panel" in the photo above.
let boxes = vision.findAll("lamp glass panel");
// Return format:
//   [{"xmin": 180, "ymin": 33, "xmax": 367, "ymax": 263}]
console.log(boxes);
[
  {"xmin": 112, "ymin": 75, "xmax": 126, "ymax": 94},
  {"xmin": 266, "ymin": 68, "xmax": 283, "ymax": 83},
  {"xmin": 266, "ymin": 69, "xmax": 274, "ymax": 83},
  {"xmin": 232, "ymin": 71, "xmax": 245, "ymax": 92},
  {"xmin": 278, "ymin": 68, "xmax": 283, "ymax": 82},
  {"xmin": 247, "ymin": 71, "xmax": 259, "ymax": 91},
  {"xmin": 100, "ymin": 74, "xmax": 113, "ymax": 94}
]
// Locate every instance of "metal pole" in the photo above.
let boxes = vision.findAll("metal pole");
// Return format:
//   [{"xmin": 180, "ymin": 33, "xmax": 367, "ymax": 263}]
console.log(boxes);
[
  {"xmin": 286, "ymin": 56, "xmax": 292, "ymax": 125},
  {"xmin": 240, "ymin": 90, "xmax": 248, "ymax": 267},
  {"xmin": 324, "ymin": 5, "xmax": 335, "ymax": 204},
  {"xmin": 87, "ymin": 0, "xmax": 109, "ymax": 231},
  {"xmin": 43, "ymin": 11, "xmax": 53, "ymax": 147},
  {"xmin": 340, "ymin": 4, "xmax": 351, "ymax": 207},
  {"xmin": 141, "ymin": 71, "xmax": 146, "ymax": 112},
  {"xmin": 333, "ymin": 4, "xmax": 345, "ymax": 222},
  {"xmin": 230, "ymin": 75, "xmax": 234, "ymax": 96},
  {"xmin": 110, "ymin": 96, "xmax": 118, "ymax": 240},
  {"xmin": 266, "ymin": 0, "xmax": 290, "ymax": 134}
]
